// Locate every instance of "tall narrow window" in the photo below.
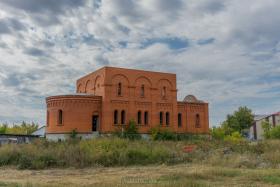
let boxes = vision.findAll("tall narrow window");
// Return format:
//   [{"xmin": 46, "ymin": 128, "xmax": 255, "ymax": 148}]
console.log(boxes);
[
  {"xmin": 47, "ymin": 111, "xmax": 49, "ymax": 126},
  {"xmin": 58, "ymin": 109, "xmax": 63, "ymax": 125},
  {"xmin": 195, "ymin": 114, "xmax": 200, "ymax": 128},
  {"xmin": 162, "ymin": 86, "xmax": 166, "ymax": 98},
  {"xmin": 144, "ymin": 111, "xmax": 148, "ymax": 125},
  {"xmin": 178, "ymin": 113, "xmax": 182, "ymax": 127},
  {"xmin": 159, "ymin": 112, "xmax": 163, "ymax": 126},
  {"xmin": 121, "ymin": 110, "xmax": 126, "ymax": 124},
  {"xmin": 140, "ymin": 85, "xmax": 145, "ymax": 97},
  {"xmin": 166, "ymin": 112, "xmax": 170, "ymax": 126},
  {"xmin": 137, "ymin": 111, "xmax": 142, "ymax": 124},
  {"xmin": 114, "ymin": 110, "xmax": 118, "ymax": 124},
  {"xmin": 117, "ymin": 82, "xmax": 122, "ymax": 96}
]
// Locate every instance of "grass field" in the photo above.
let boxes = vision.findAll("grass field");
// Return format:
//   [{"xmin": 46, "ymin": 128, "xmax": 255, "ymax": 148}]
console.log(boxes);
[
  {"xmin": 1, "ymin": 164, "xmax": 280, "ymax": 187},
  {"xmin": 1, "ymin": 138, "xmax": 280, "ymax": 186}
]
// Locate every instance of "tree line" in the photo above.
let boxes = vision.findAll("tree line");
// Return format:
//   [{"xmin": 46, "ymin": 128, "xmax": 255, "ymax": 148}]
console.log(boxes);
[{"xmin": 0, "ymin": 121, "xmax": 39, "ymax": 135}]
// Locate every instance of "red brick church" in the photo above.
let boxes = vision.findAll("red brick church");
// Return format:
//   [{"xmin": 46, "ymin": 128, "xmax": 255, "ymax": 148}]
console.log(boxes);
[{"xmin": 46, "ymin": 67, "xmax": 209, "ymax": 140}]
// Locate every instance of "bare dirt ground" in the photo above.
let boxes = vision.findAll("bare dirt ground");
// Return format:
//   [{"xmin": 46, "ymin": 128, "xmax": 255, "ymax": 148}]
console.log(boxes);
[{"xmin": 0, "ymin": 164, "xmax": 278, "ymax": 187}]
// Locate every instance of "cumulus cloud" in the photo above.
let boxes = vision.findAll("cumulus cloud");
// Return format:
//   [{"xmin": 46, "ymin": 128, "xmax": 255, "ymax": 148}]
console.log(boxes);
[{"xmin": 0, "ymin": 0, "xmax": 279, "ymax": 126}]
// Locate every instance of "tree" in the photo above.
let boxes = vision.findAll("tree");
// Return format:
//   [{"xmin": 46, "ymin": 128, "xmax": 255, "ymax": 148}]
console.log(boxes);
[
  {"xmin": 0, "ymin": 124, "xmax": 7, "ymax": 133},
  {"xmin": 221, "ymin": 106, "xmax": 254, "ymax": 133}
]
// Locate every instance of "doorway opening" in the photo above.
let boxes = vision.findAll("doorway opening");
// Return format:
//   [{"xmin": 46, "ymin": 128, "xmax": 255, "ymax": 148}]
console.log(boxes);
[{"xmin": 92, "ymin": 115, "xmax": 99, "ymax": 132}]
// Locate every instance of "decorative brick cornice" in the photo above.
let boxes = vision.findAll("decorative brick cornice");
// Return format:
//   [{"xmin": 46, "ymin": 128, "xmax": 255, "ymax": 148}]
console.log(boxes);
[
  {"xmin": 110, "ymin": 100, "xmax": 129, "ymax": 105},
  {"xmin": 190, "ymin": 105, "xmax": 204, "ymax": 112},
  {"xmin": 46, "ymin": 95, "xmax": 102, "ymax": 108},
  {"xmin": 135, "ymin": 101, "xmax": 152, "ymax": 107}
]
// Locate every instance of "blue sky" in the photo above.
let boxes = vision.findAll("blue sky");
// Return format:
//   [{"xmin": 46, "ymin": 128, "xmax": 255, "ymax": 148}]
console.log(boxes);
[{"xmin": 0, "ymin": 0, "xmax": 279, "ymax": 126}]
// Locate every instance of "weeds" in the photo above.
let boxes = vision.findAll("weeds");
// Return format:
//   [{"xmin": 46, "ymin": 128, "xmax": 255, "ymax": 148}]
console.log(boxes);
[{"xmin": 1, "ymin": 138, "xmax": 280, "ymax": 170}]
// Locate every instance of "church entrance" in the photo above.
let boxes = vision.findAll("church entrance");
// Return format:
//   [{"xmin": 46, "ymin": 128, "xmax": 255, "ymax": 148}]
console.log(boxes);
[{"xmin": 92, "ymin": 115, "xmax": 99, "ymax": 132}]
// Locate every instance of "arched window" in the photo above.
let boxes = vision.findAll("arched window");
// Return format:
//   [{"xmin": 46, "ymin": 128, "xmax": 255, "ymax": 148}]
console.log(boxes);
[
  {"xmin": 195, "ymin": 114, "xmax": 200, "ymax": 128},
  {"xmin": 137, "ymin": 111, "xmax": 142, "ymax": 124},
  {"xmin": 114, "ymin": 110, "xmax": 118, "ymax": 124},
  {"xmin": 162, "ymin": 86, "xmax": 166, "ymax": 98},
  {"xmin": 47, "ymin": 111, "xmax": 50, "ymax": 126},
  {"xmin": 159, "ymin": 112, "xmax": 163, "ymax": 126},
  {"xmin": 121, "ymin": 110, "xmax": 126, "ymax": 124},
  {"xmin": 58, "ymin": 109, "xmax": 63, "ymax": 125},
  {"xmin": 178, "ymin": 113, "xmax": 182, "ymax": 127},
  {"xmin": 117, "ymin": 82, "xmax": 122, "ymax": 96},
  {"xmin": 144, "ymin": 111, "xmax": 148, "ymax": 125},
  {"xmin": 140, "ymin": 85, "xmax": 145, "ymax": 97},
  {"xmin": 166, "ymin": 112, "xmax": 170, "ymax": 126}
]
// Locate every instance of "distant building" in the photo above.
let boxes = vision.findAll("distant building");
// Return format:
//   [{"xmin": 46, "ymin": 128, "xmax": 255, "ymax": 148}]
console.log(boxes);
[
  {"xmin": 249, "ymin": 112, "xmax": 280, "ymax": 140},
  {"xmin": 46, "ymin": 67, "xmax": 209, "ymax": 141},
  {"xmin": 31, "ymin": 126, "xmax": 46, "ymax": 137},
  {"xmin": 0, "ymin": 134, "xmax": 39, "ymax": 145}
]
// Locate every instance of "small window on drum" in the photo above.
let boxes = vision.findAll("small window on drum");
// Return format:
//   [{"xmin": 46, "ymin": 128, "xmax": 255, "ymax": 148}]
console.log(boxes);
[
  {"xmin": 47, "ymin": 111, "xmax": 50, "ymax": 126},
  {"xmin": 58, "ymin": 109, "xmax": 63, "ymax": 125},
  {"xmin": 195, "ymin": 114, "xmax": 200, "ymax": 128}
]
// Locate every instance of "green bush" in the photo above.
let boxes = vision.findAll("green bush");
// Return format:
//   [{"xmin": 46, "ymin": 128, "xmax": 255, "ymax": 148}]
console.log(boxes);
[
  {"xmin": 262, "ymin": 122, "xmax": 280, "ymax": 139},
  {"xmin": 211, "ymin": 127, "xmax": 225, "ymax": 140},
  {"xmin": 69, "ymin": 128, "xmax": 78, "ymax": 139},
  {"xmin": 224, "ymin": 131, "xmax": 244, "ymax": 143},
  {"xmin": 150, "ymin": 127, "xmax": 176, "ymax": 140},
  {"xmin": 268, "ymin": 126, "xmax": 280, "ymax": 139},
  {"xmin": 123, "ymin": 120, "xmax": 141, "ymax": 140},
  {"xmin": 113, "ymin": 120, "xmax": 141, "ymax": 140}
]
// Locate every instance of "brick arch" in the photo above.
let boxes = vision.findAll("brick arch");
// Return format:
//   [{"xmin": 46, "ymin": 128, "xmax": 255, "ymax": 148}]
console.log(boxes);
[
  {"xmin": 111, "ymin": 74, "xmax": 130, "ymax": 97},
  {"xmin": 92, "ymin": 110, "xmax": 100, "ymax": 115},
  {"xmin": 157, "ymin": 78, "xmax": 173, "ymax": 88},
  {"xmin": 111, "ymin": 74, "xmax": 130, "ymax": 85},
  {"xmin": 94, "ymin": 74, "xmax": 104, "ymax": 95},
  {"xmin": 85, "ymin": 80, "xmax": 92, "ymax": 93},
  {"xmin": 77, "ymin": 83, "xmax": 82, "ymax": 93},
  {"xmin": 157, "ymin": 78, "xmax": 173, "ymax": 99},
  {"xmin": 94, "ymin": 75, "xmax": 101, "ymax": 87},
  {"xmin": 134, "ymin": 76, "xmax": 152, "ymax": 98},
  {"xmin": 134, "ymin": 76, "xmax": 152, "ymax": 87}
]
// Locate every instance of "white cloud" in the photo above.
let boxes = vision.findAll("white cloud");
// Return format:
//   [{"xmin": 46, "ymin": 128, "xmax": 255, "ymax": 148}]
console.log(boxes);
[{"xmin": 0, "ymin": 0, "xmax": 279, "ymax": 126}]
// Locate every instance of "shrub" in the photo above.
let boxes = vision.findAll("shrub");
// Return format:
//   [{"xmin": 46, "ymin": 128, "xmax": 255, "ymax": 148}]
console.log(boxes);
[
  {"xmin": 18, "ymin": 155, "xmax": 33, "ymax": 169},
  {"xmin": 211, "ymin": 127, "xmax": 225, "ymax": 140},
  {"xmin": 123, "ymin": 120, "xmax": 141, "ymax": 140},
  {"xmin": 262, "ymin": 122, "xmax": 280, "ymax": 139},
  {"xmin": 268, "ymin": 126, "xmax": 280, "ymax": 139},
  {"xmin": 69, "ymin": 128, "xmax": 78, "ymax": 139},
  {"xmin": 113, "ymin": 120, "xmax": 141, "ymax": 140},
  {"xmin": 224, "ymin": 131, "xmax": 244, "ymax": 143},
  {"xmin": 150, "ymin": 127, "xmax": 176, "ymax": 140},
  {"xmin": 262, "ymin": 121, "xmax": 273, "ymax": 139},
  {"xmin": 150, "ymin": 127, "xmax": 161, "ymax": 140}
]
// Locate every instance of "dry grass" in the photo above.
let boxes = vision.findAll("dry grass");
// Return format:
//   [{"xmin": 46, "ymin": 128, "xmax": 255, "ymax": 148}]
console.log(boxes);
[
  {"xmin": 0, "ymin": 164, "xmax": 280, "ymax": 187},
  {"xmin": 1, "ymin": 139, "xmax": 280, "ymax": 186}
]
